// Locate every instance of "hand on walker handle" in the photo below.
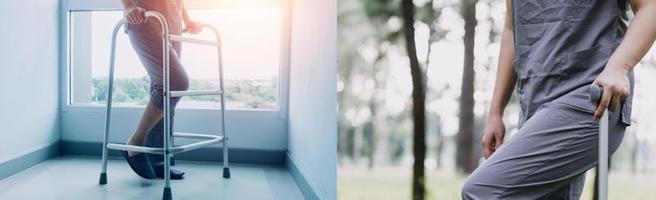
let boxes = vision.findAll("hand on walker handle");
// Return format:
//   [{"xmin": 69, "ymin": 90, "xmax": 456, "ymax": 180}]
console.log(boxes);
[
  {"xmin": 183, "ymin": 21, "xmax": 203, "ymax": 34},
  {"xmin": 124, "ymin": 7, "xmax": 146, "ymax": 24}
]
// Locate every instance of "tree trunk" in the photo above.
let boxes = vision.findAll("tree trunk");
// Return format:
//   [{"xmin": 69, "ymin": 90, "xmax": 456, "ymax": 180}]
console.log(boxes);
[
  {"xmin": 401, "ymin": 0, "xmax": 427, "ymax": 199},
  {"xmin": 435, "ymin": 126, "xmax": 444, "ymax": 169},
  {"xmin": 630, "ymin": 133, "xmax": 638, "ymax": 174},
  {"xmin": 367, "ymin": 54, "xmax": 385, "ymax": 169},
  {"xmin": 337, "ymin": 56, "xmax": 355, "ymax": 163},
  {"xmin": 347, "ymin": 127, "xmax": 356, "ymax": 158},
  {"xmin": 366, "ymin": 104, "xmax": 376, "ymax": 169},
  {"xmin": 424, "ymin": 0, "xmax": 436, "ymax": 78},
  {"xmin": 456, "ymin": 0, "xmax": 478, "ymax": 174},
  {"xmin": 424, "ymin": 0, "xmax": 444, "ymax": 170}
]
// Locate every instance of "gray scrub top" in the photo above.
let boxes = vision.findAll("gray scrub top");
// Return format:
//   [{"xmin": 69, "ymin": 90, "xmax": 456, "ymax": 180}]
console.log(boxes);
[{"xmin": 511, "ymin": 0, "xmax": 634, "ymax": 127}]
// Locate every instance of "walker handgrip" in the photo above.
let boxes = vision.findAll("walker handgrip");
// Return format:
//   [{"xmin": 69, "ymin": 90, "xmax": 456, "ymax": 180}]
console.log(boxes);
[
  {"xmin": 590, "ymin": 84, "xmax": 603, "ymax": 106},
  {"xmin": 143, "ymin": 11, "xmax": 169, "ymax": 35},
  {"xmin": 144, "ymin": 11, "xmax": 166, "ymax": 21}
]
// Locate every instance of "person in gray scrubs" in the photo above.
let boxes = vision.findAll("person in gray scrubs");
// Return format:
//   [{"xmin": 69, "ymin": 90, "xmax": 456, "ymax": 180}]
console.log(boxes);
[
  {"xmin": 462, "ymin": 0, "xmax": 656, "ymax": 199},
  {"xmin": 120, "ymin": 0, "xmax": 202, "ymax": 179}
]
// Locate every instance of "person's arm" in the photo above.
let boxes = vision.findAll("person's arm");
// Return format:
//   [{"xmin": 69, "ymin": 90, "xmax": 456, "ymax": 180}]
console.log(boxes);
[
  {"xmin": 121, "ymin": 0, "xmax": 145, "ymax": 24},
  {"xmin": 481, "ymin": 0, "xmax": 517, "ymax": 158},
  {"xmin": 593, "ymin": 0, "xmax": 656, "ymax": 119},
  {"xmin": 178, "ymin": 0, "xmax": 202, "ymax": 34},
  {"xmin": 178, "ymin": 0, "xmax": 192, "ymax": 24}
]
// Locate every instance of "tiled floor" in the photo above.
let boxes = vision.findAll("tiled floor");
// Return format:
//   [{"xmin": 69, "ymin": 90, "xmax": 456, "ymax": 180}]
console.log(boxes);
[{"xmin": 0, "ymin": 156, "xmax": 303, "ymax": 200}]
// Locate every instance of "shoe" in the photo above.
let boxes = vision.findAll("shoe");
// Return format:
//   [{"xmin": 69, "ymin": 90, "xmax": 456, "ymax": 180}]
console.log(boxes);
[
  {"xmin": 153, "ymin": 164, "xmax": 186, "ymax": 180},
  {"xmin": 121, "ymin": 150, "xmax": 157, "ymax": 179}
]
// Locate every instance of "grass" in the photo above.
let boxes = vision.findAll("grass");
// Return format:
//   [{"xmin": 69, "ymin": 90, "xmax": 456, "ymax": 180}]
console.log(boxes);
[{"xmin": 338, "ymin": 166, "xmax": 656, "ymax": 200}]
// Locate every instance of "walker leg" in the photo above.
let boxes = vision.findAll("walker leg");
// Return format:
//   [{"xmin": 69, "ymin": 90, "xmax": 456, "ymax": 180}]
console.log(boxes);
[
  {"xmin": 223, "ymin": 167, "xmax": 230, "ymax": 178},
  {"xmin": 220, "ymin": 108, "xmax": 229, "ymax": 179},
  {"xmin": 163, "ymin": 143, "xmax": 172, "ymax": 199},
  {"xmin": 222, "ymin": 139, "xmax": 230, "ymax": 178},
  {"xmin": 99, "ymin": 138, "xmax": 109, "ymax": 185},
  {"xmin": 99, "ymin": 172, "xmax": 107, "ymax": 185},
  {"xmin": 160, "ymin": 11, "xmax": 173, "ymax": 200},
  {"xmin": 163, "ymin": 187, "xmax": 172, "ymax": 200},
  {"xmin": 217, "ymin": 31, "xmax": 230, "ymax": 179},
  {"xmin": 162, "ymin": 122, "xmax": 172, "ymax": 199},
  {"xmin": 99, "ymin": 120, "xmax": 110, "ymax": 185},
  {"xmin": 162, "ymin": 106, "xmax": 172, "ymax": 198},
  {"xmin": 99, "ymin": 20, "xmax": 122, "ymax": 185},
  {"xmin": 223, "ymin": 167, "xmax": 231, "ymax": 178},
  {"xmin": 99, "ymin": 133, "xmax": 109, "ymax": 184}
]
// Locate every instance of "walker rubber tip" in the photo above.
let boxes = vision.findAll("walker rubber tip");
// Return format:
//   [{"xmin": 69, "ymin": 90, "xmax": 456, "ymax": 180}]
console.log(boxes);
[
  {"xmin": 223, "ymin": 167, "xmax": 231, "ymax": 178},
  {"xmin": 99, "ymin": 172, "xmax": 107, "ymax": 185},
  {"xmin": 163, "ymin": 187, "xmax": 172, "ymax": 200}
]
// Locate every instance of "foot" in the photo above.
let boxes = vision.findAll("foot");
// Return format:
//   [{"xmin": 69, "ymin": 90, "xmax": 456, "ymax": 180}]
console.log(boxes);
[
  {"xmin": 153, "ymin": 164, "xmax": 186, "ymax": 180},
  {"xmin": 126, "ymin": 139, "xmax": 143, "ymax": 157},
  {"xmin": 121, "ymin": 150, "xmax": 157, "ymax": 179}
]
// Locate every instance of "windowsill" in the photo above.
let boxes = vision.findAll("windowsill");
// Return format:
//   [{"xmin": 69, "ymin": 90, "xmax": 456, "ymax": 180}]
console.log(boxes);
[
  {"xmin": 64, "ymin": 103, "xmax": 280, "ymax": 112},
  {"xmin": 62, "ymin": 104, "xmax": 284, "ymax": 118}
]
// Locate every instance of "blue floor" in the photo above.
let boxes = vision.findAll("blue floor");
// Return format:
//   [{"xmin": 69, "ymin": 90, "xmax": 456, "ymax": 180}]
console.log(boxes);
[{"xmin": 0, "ymin": 155, "xmax": 303, "ymax": 200}]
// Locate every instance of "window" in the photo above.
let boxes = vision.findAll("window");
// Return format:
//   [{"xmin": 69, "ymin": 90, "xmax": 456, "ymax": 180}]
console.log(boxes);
[{"xmin": 69, "ymin": 4, "xmax": 283, "ymax": 110}]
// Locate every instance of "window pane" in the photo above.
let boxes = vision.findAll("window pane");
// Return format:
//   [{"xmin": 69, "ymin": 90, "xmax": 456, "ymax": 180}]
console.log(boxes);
[{"xmin": 69, "ymin": 8, "xmax": 281, "ymax": 110}]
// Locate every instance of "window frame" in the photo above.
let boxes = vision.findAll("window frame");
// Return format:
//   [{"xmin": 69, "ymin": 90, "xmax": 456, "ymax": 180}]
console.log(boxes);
[{"xmin": 60, "ymin": 0, "xmax": 291, "ymax": 118}]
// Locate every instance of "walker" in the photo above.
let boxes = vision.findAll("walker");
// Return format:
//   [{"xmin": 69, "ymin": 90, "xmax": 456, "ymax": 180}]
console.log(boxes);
[{"xmin": 98, "ymin": 11, "xmax": 230, "ymax": 200}]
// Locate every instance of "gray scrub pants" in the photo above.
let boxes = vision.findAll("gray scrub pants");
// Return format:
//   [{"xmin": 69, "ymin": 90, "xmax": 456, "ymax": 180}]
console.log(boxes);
[
  {"xmin": 126, "ymin": 0, "xmax": 188, "ymax": 166},
  {"xmin": 461, "ymin": 87, "xmax": 626, "ymax": 199}
]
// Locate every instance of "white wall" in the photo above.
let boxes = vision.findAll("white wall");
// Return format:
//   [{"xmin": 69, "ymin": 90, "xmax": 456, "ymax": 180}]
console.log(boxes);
[
  {"xmin": 287, "ymin": 0, "xmax": 337, "ymax": 199},
  {"xmin": 0, "ymin": 0, "xmax": 60, "ymax": 162},
  {"xmin": 61, "ymin": 108, "xmax": 288, "ymax": 151}
]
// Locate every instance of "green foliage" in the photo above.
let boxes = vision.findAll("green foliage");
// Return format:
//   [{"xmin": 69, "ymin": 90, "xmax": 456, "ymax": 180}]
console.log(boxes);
[
  {"xmin": 90, "ymin": 77, "xmax": 278, "ymax": 109},
  {"xmin": 363, "ymin": 0, "xmax": 399, "ymax": 21},
  {"xmin": 92, "ymin": 77, "xmax": 149, "ymax": 105},
  {"xmin": 362, "ymin": 0, "xmax": 402, "ymax": 43}
]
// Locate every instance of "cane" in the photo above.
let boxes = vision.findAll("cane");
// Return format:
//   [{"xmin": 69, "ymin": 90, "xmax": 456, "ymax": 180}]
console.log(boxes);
[{"xmin": 589, "ymin": 84, "xmax": 608, "ymax": 200}]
